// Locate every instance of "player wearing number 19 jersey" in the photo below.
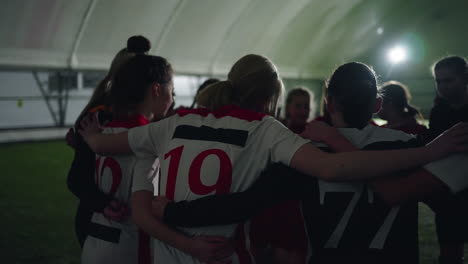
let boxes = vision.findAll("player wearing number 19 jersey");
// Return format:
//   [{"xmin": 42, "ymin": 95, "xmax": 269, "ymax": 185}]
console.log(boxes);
[
  {"xmin": 81, "ymin": 114, "xmax": 156, "ymax": 264},
  {"xmin": 128, "ymin": 105, "xmax": 310, "ymax": 264}
]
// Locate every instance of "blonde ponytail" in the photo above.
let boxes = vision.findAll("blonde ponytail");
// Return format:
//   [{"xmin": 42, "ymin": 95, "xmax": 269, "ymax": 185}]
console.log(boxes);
[
  {"xmin": 196, "ymin": 81, "xmax": 235, "ymax": 110},
  {"xmin": 197, "ymin": 54, "xmax": 283, "ymax": 115}
]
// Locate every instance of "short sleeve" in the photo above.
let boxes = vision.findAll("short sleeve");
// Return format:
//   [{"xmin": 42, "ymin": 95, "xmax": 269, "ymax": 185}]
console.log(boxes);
[
  {"xmin": 261, "ymin": 117, "xmax": 310, "ymax": 165},
  {"xmin": 132, "ymin": 158, "xmax": 160, "ymax": 193},
  {"xmin": 128, "ymin": 118, "xmax": 172, "ymax": 159},
  {"xmin": 424, "ymin": 154, "xmax": 468, "ymax": 193},
  {"xmin": 128, "ymin": 118, "xmax": 172, "ymax": 193}
]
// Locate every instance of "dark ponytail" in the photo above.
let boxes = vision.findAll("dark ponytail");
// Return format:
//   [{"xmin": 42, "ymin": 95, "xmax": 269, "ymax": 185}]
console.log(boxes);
[
  {"xmin": 406, "ymin": 104, "xmax": 423, "ymax": 119},
  {"xmin": 76, "ymin": 35, "xmax": 151, "ymax": 123},
  {"xmin": 127, "ymin": 35, "xmax": 151, "ymax": 54},
  {"xmin": 108, "ymin": 35, "xmax": 151, "ymax": 85},
  {"xmin": 380, "ymin": 81, "xmax": 423, "ymax": 120},
  {"xmin": 111, "ymin": 55, "xmax": 173, "ymax": 118},
  {"xmin": 326, "ymin": 62, "xmax": 378, "ymax": 129}
]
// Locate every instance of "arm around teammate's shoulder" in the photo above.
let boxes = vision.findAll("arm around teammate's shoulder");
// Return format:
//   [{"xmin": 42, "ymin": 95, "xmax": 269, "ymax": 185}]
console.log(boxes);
[
  {"xmin": 290, "ymin": 122, "xmax": 468, "ymax": 182},
  {"xmin": 79, "ymin": 113, "xmax": 166, "ymax": 157},
  {"xmin": 78, "ymin": 113, "xmax": 131, "ymax": 155},
  {"xmin": 370, "ymin": 169, "xmax": 449, "ymax": 206},
  {"xmin": 131, "ymin": 191, "xmax": 233, "ymax": 263}
]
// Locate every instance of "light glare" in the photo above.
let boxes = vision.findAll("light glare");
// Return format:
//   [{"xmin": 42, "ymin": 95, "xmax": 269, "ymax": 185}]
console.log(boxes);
[{"xmin": 387, "ymin": 46, "xmax": 407, "ymax": 64}]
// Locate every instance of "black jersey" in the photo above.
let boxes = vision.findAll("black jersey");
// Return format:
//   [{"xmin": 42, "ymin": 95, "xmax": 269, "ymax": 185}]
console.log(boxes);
[
  {"xmin": 427, "ymin": 99, "xmax": 468, "ymax": 244},
  {"xmin": 428, "ymin": 99, "xmax": 468, "ymax": 140},
  {"xmin": 301, "ymin": 125, "xmax": 421, "ymax": 264},
  {"xmin": 66, "ymin": 106, "xmax": 114, "ymax": 247}
]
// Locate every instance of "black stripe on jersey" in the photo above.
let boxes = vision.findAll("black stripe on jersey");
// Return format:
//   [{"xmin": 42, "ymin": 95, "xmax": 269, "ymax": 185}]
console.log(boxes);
[
  {"xmin": 361, "ymin": 138, "xmax": 423, "ymax": 151},
  {"xmin": 173, "ymin": 125, "xmax": 248, "ymax": 147},
  {"xmin": 303, "ymin": 136, "xmax": 424, "ymax": 264},
  {"xmin": 88, "ymin": 222, "xmax": 121, "ymax": 243},
  {"xmin": 317, "ymin": 145, "xmax": 333, "ymax": 153}
]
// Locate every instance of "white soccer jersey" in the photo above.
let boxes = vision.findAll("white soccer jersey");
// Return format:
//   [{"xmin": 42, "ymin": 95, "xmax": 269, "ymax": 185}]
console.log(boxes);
[
  {"xmin": 315, "ymin": 125, "xmax": 468, "ymax": 194},
  {"xmin": 82, "ymin": 115, "xmax": 157, "ymax": 264},
  {"xmin": 424, "ymin": 154, "xmax": 468, "ymax": 193},
  {"xmin": 128, "ymin": 105, "xmax": 309, "ymax": 264}
]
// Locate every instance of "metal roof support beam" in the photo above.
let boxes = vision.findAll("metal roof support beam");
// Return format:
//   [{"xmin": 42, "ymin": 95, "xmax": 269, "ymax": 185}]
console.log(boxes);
[
  {"xmin": 33, "ymin": 71, "xmax": 59, "ymax": 126},
  {"xmin": 69, "ymin": 0, "xmax": 98, "ymax": 69},
  {"xmin": 56, "ymin": 71, "xmax": 71, "ymax": 127},
  {"xmin": 154, "ymin": 0, "xmax": 186, "ymax": 54}
]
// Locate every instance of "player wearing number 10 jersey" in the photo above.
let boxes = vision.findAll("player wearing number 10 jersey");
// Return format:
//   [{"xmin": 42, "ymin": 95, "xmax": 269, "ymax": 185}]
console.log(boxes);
[{"xmin": 81, "ymin": 114, "xmax": 156, "ymax": 264}]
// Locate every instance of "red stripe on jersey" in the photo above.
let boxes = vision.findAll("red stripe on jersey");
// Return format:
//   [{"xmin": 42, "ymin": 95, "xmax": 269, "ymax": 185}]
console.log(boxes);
[
  {"xmin": 95, "ymin": 156, "xmax": 102, "ymax": 184},
  {"xmin": 234, "ymin": 223, "xmax": 253, "ymax": 264},
  {"xmin": 315, "ymin": 115, "xmax": 379, "ymax": 126},
  {"xmin": 106, "ymin": 114, "xmax": 149, "ymax": 129},
  {"xmin": 138, "ymin": 230, "xmax": 151, "ymax": 264},
  {"xmin": 176, "ymin": 105, "xmax": 267, "ymax": 122},
  {"xmin": 89, "ymin": 105, "xmax": 111, "ymax": 113}
]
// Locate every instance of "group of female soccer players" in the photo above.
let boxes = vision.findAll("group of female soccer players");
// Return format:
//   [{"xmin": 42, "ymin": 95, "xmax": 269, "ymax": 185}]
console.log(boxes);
[{"xmin": 67, "ymin": 35, "xmax": 468, "ymax": 264}]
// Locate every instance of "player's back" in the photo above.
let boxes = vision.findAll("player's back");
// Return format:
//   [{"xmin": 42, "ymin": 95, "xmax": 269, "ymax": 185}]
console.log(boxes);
[
  {"xmin": 303, "ymin": 125, "xmax": 421, "ymax": 264},
  {"xmin": 137, "ymin": 105, "xmax": 308, "ymax": 264},
  {"xmin": 82, "ymin": 114, "xmax": 154, "ymax": 264}
]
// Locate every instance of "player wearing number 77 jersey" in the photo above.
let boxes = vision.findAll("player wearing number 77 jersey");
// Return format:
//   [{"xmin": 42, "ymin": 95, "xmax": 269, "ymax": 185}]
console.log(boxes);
[{"xmin": 80, "ymin": 55, "xmax": 468, "ymax": 264}]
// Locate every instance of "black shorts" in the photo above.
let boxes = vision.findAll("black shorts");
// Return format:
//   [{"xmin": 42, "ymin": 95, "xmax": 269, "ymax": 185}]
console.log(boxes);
[{"xmin": 432, "ymin": 194, "xmax": 468, "ymax": 243}]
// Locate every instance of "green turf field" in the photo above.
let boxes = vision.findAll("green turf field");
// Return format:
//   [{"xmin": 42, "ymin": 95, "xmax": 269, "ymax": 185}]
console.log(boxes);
[
  {"xmin": 0, "ymin": 141, "xmax": 464, "ymax": 263},
  {"xmin": 0, "ymin": 141, "xmax": 79, "ymax": 264}
]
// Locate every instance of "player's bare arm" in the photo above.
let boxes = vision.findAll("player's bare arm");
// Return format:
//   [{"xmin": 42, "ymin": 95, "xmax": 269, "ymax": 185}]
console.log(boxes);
[
  {"xmin": 79, "ymin": 113, "xmax": 131, "ymax": 155},
  {"xmin": 291, "ymin": 122, "xmax": 468, "ymax": 182},
  {"xmin": 132, "ymin": 190, "xmax": 233, "ymax": 263},
  {"xmin": 301, "ymin": 120, "xmax": 356, "ymax": 152},
  {"xmin": 301, "ymin": 125, "xmax": 451, "ymax": 205},
  {"xmin": 370, "ymin": 169, "xmax": 449, "ymax": 206}
]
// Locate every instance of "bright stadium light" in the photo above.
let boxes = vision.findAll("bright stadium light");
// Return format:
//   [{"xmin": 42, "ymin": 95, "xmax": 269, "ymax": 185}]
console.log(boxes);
[{"xmin": 387, "ymin": 46, "xmax": 407, "ymax": 64}]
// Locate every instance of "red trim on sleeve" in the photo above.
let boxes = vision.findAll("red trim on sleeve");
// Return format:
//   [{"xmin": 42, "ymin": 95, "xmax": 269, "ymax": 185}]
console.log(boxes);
[
  {"xmin": 382, "ymin": 123, "xmax": 428, "ymax": 135},
  {"xmin": 89, "ymin": 105, "xmax": 111, "ymax": 113},
  {"xmin": 138, "ymin": 230, "xmax": 151, "ymax": 264},
  {"xmin": 176, "ymin": 105, "xmax": 267, "ymax": 122},
  {"xmin": 105, "ymin": 114, "xmax": 149, "ymax": 129},
  {"xmin": 315, "ymin": 115, "xmax": 380, "ymax": 127},
  {"xmin": 234, "ymin": 223, "xmax": 253, "ymax": 264}
]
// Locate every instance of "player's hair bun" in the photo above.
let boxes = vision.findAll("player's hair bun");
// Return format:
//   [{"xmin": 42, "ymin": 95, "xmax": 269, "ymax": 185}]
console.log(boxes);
[{"xmin": 127, "ymin": 35, "xmax": 151, "ymax": 54}]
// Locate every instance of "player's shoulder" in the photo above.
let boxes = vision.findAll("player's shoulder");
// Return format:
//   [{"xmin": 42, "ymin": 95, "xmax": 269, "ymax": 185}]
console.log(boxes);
[
  {"xmin": 366, "ymin": 125, "xmax": 416, "ymax": 142},
  {"xmin": 178, "ymin": 105, "xmax": 267, "ymax": 120},
  {"xmin": 104, "ymin": 114, "xmax": 149, "ymax": 132},
  {"xmin": 175, "ymin": 105, "xmax": 274, "ymax": 132},
  {"xmin": 362, "ymin": 126, "xmax": 422, "ymax": 150}
]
